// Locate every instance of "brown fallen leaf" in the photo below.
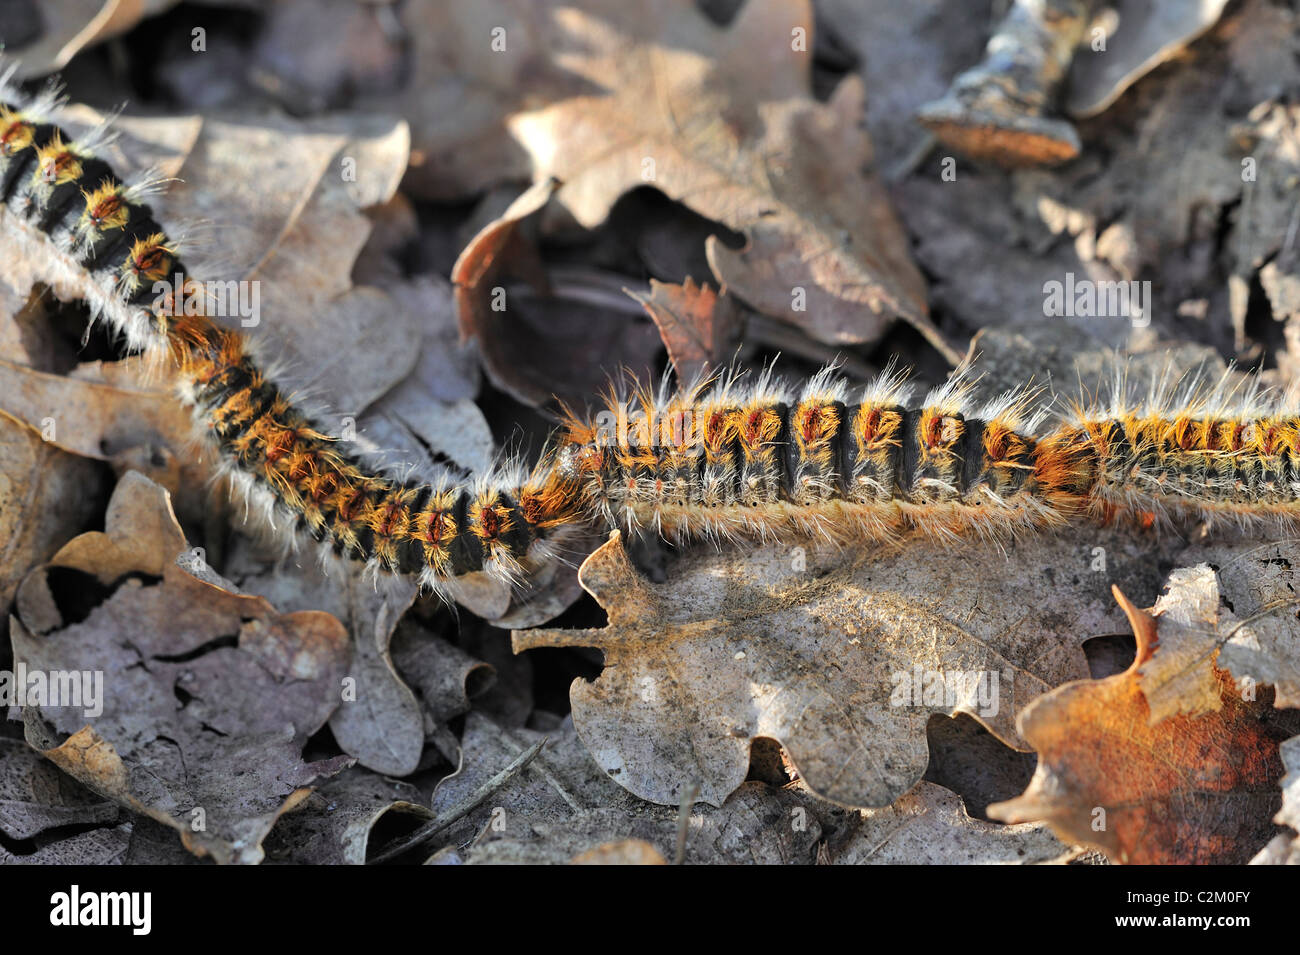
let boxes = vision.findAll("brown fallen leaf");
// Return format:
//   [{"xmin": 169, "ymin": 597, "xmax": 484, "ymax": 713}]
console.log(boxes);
[
  {"xmin": 832, "ymin": 781, "xmax": 1070, "ymax": 865},
  {"xmin": 987, "ymin": 578, "xmax": 1295, "ymax": 864},
  {"xmin": 0, "ymin": 358, "xmax": 206, "ymax": 516},
  {"xmin": 0, "ymin": 823, "xmax": 132, "ymax": 865},
  {"xmin": 1251, "ymin": 734, "xmax": 1299, "ymax": 864},
  {"xmin": 0, "ymin": 737, "xmax": 118, "ymax": 839},
  {"xmin": 507, "ymin": 0, "xmax": 949, "ymax": 357},
  {"xmin": 262, "ymin": 767, "xmax": 434, "ymax": 865},
  {"xmin": 628, "ymin": 277, "xmax": 741, "ymax": 382},
  {"xmin": 453, "ymin": 178, "xmax": 663, "ymax": 409},
  {"xmin": 225, "ymin": 538, "xmax": 425, "ymax": 779},
  {"xmin": 0, "ymin": 411, "xmax": 103, "ymax": 614},
  {"xmin": 514, "ymin": 527, "xmax": 1167, "ymax": 809},
  {"xmin": 5, "ymin": 0, "xmax": 178, "ymax": 79},
  {"xmin": 10, "ymin": 472, "xmax": 353, "ymax": 865}
]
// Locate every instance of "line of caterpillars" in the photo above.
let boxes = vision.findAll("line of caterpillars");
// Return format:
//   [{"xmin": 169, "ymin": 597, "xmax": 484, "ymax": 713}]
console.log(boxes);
[{"xmin": 5, "ymin": 87, "xmax": 1299, "ymax": 593}]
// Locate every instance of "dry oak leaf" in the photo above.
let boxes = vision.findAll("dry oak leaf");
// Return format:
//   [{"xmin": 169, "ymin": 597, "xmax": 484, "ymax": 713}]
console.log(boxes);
[
  {"xmin": 514, "ymin": 529, "xmax": 1165, "ymax": 809},
  {"xmin": 628, "ymin": 277, "xmax": 742, "ymax": 383},
  {"xmin": 10, "ymin": 472, "xmax": 353, "ymax": 865},
  {"xmin": 453, "ymin": 177, "xmax": 664, "ymax": 410},
  {"xmin": 262, "ymin": 767, "xmax": 434, "ymax": 865},
  {"xmin": 431, "ymin": 712, "xmax": 827, "ymax": 864},
  {"xmin": 0, "ymin": 737, "xmax": 118, "ymax": 840},
  {"xmin": 4, "ymin": 0, "xmax": 178, "ymax": 79},
  {"xmin": 0, "ymin": 410, "xmax": 103, "ymax": 614},
  {"xmin": 505, "ymin": 0, "xmax": 950, "ymax": 358},
  {"xmin": 1251, "ymin": 734, "xmax": 1300, "ymax": 865},
  {"xmin": 832, "ymin": 780, "xmax": 1070, "ymax": 865},
  {"xmin": 988, "ymin": 581, "xmax": 1294, "ymax": 864},
  {"xmin": 1179, "ymin": 540, "xmax": 1300, "ymax": 711}
]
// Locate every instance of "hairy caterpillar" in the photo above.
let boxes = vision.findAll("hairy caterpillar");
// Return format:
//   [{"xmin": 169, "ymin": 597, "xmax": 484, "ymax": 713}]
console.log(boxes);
[
  {"xmin": 4, "ymin": 80, "xmax": 1299, "ymax": 599},
  {"xmin": 557, "ymin": 363, "xmax": 1300, "ymax": 548},
  {"xmin": 0, "ymin": 77, "xmax": 583, "ymax": 595}
]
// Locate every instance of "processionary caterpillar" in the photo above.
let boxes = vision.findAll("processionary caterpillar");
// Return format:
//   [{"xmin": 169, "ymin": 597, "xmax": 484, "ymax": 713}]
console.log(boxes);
[{"xmin": 4, "ymin": 82, "xmax": 1300, "ymax": 597}]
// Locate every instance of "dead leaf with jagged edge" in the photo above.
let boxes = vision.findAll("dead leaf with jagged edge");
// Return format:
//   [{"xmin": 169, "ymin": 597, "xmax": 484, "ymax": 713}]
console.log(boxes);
[
  {"xmin": 988, "ymin": 574, "xmax": 1296, "ymax": 864},
  {"xmin": 831, "ymin": 781, "xmax": 1070, "ymax": 865},
  {"xmin": 629, "ymin": 277, "xmax": 741, "ymax": 382},
  {"xmin": 427, "ymin": 711, "xmax": 828, "ymax": 864},
  {"xmin": 10, "ymin": 472, "xmax": 353, "ymax": 864},
  {"xmin": 514, "ymin": 528, "xmax": 1168, "ymax": 810},
  {"xmin": 453, "ymin": 177, "xmax": 663, "ymax": 410},
  {"xmin": 505, "ymin": 0, "xmax": 950, "ymax": 358},
  {"xmin": 261, "ymin": 767, "xmax": 434, "ymax": 865},
  {"xmin": 1173, "ymin": 540, "xmax": 1300, "ymax": 711},
  {"xmin": 0, "ymin": 412, "xmax": 102, "ymax": 614}
]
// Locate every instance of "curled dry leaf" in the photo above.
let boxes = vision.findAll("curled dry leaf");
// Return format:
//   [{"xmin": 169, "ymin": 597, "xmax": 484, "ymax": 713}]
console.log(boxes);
[
  {"xmin": 10, "ymin": 472, "xmax": 353, "ymax": 865},
  {"xmin": 506, "ymin": 0, "xmax": 946, "ymax": 357},
  {"xmin": 262, "ymin": 767, "xmax": 434, "ymax": 865},
  {"xmin": 628, "ymin": 277, "xmax": 742, "ymax": 382},
  {"xmin": 453, "ymin": 178, "xmax": 663, "ymax": 409},
  {"xmin": 5, "ymin": 0, "xmax": 179, "ymax": 79},
  {"xmin": 390, "ymin": 619, "xmax": 496, "ymax": 730},
  {"xmin": 514, "ymin": 528, "xmax": 1166, "ymax": 809},
  {"xmin": 988, "ymin": 578, "xmax": 1295, "ymax": 864},
  {"xmin": 832, "ymin": 781, "xmax": 1070, "ymax": 865},
  {"xmin": 1065, "ymin": 0, "xmax": 1231, "ymax": 118}
]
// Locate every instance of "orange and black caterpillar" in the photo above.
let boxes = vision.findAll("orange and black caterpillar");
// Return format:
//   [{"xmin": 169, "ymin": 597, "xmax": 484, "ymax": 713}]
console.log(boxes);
[
  {"xmin": 5, "ymin": 80, "xmax": 1300, "ymax": 596},
  {"xmin": 557, "ymin": 362, "xmax": 1300, "ymax": 547},
  {"xmin": 0, "ymin": 79, "xmax": 583, "ymax": 594}
]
